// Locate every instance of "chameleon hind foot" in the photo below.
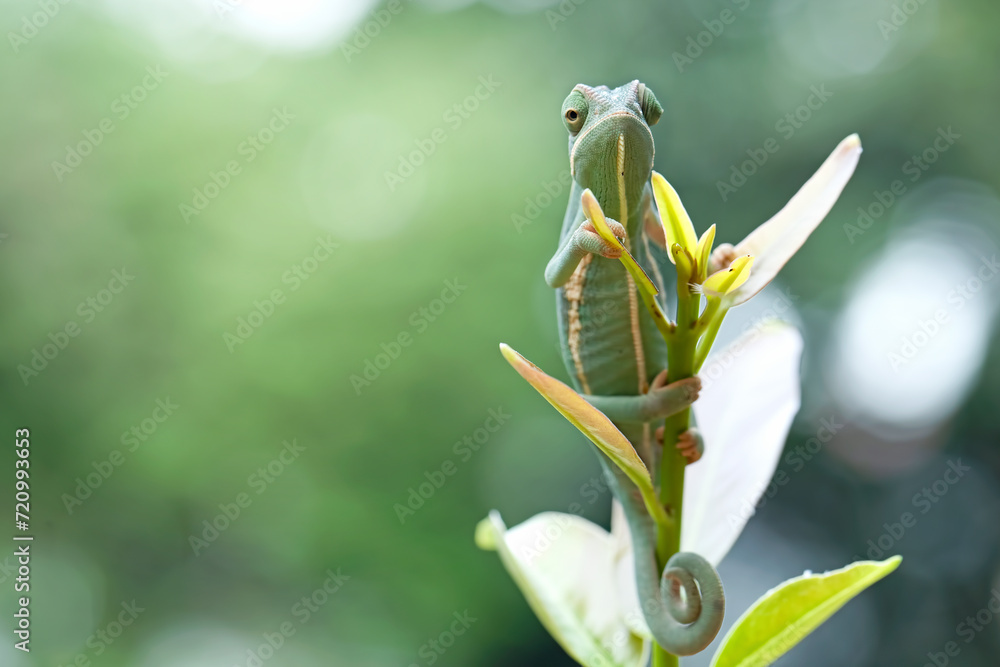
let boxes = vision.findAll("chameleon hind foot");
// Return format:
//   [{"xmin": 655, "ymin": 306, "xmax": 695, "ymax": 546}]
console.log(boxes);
[
  {"xmin": 645, "ymin": 370, "xmax": 701, "ymax": 421},
  {"xmin": 656, "ymin": 426, "xmax": 704, "ymax": 464}
]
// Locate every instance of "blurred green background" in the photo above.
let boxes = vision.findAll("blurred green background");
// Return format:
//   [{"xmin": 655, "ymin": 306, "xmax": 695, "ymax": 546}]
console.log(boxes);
[{"xmin": 2, "ymin": 0, "xmax": 999, "ymax": 665}]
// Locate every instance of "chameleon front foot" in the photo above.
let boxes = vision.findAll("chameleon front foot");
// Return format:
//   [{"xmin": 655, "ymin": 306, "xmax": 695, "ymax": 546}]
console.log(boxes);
[
  {"xmin": 543, "ymin": 217, "xmax": 626, "ymax": 287},
  {"xmin": 577, "ymin": 218, "xmax": 626, "ymax": 259},
  {"xmin": 656, "ymin": 426, "xmax": 704, "ymax": 464}
]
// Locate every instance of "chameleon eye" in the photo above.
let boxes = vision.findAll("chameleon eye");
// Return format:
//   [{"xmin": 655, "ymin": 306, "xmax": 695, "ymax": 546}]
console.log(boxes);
[
  {"xmin": 636, "ymin": 82, "xmax": 663, "ymax": 127},
  {"xmin": 562, "ymin": 90, "xmax": 588, "ymax": 134}
]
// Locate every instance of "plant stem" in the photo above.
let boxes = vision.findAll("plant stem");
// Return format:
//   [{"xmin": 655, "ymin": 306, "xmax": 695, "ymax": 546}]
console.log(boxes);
[
  {"xmin": 694, "ymin": 303, "xmax": 728, "ymax": 371},
  {"xmin": 656, "ymin": 283, "xmax": 698, "ymax": 564},
  {"xmin": 652, "ymin": 282, "xmax": 700, "ymax": 666},
  {"xmin": 657, "ymin": 361, "xmax": 693, "ymax": 563},
  {"xmin": 652, "ymin": 644, "xmax": 679, "ymax": 667}
]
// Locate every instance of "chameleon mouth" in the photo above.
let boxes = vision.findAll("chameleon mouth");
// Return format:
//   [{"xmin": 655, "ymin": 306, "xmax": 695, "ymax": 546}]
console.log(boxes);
[{"xmin": 569, "ymin": 111, "xmax": 654, "ymax": 181}]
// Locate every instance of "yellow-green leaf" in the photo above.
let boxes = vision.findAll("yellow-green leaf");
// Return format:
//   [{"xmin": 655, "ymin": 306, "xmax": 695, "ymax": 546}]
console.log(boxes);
[
  {"xmin": 702, "ymin": 255, "xmax": 754, "ymax": 297},
  {"xmin": 581, "ymin": 189, "xmax": 658, "ymax": 298},
  {"xmin": 671, "ymin": 243, "xmax": 695, "ymax": 285},
  {"xmin": 710, "ymin": 556, "xmax": 902, "ymax": 667},
  {"xmin": 651, "ymin": 172, "xmax": 698, "ymax": 260},
  {"xmin": 499, "ymin": 343, "xmax": 653, "ymax": 494},
  {"xmin": 579, "ymin": 190, "xmax": 672, "ymax": 340},
  {"xmin": 695, "ymin": 224, "xmax": 717, "ymax": 282}
]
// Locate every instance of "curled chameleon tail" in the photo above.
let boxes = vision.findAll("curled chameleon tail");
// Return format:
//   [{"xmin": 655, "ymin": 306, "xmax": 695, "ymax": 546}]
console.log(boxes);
[
  {"xmin": 601, "ymin": 458, "xmax": 726, "ymax": 656},
  {"xmin": 636, "ymin": 546, "xmax": 725, "ymax": 656}
]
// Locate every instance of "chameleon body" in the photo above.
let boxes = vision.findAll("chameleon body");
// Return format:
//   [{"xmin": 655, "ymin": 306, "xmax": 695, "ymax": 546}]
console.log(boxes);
[{"xmin": 544, "ymin": 81, "xmax": 724, "ymax": 656}]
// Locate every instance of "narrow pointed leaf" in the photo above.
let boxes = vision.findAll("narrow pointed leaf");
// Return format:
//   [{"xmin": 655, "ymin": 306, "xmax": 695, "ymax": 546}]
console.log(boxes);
[
  {"xmin": 702, "ymin": 255, "xmax": 754, "ymax": 297},
  {"xmin": 710, "ymin": 556, "xmax": 902, "ymax": 667},
  {"xmin": 725, "ymin": 256, "xmax": 754, "ymax": 293},
  {"xmin": 671, "ymin": 243, "xmax": 695, "ymax": 285},
  {"xmin": 478, "ymin": 511, "xmax": 650, "ymax": 667},
  {"xmin": 651, "ymin": 172, "xmax": 698, "ymax": 260},
  {"xmin": 695, "ymin": 224, "xmax": 717, "ymax": 281},
  {"xmin": 577, "ymin": 190, "xmax": 674, "ymax": 340},
  {"xmin": 729, "ymin": 134, "xmax": 862, "ymax": 305},
  {"xmin": 499, "ymin": 344, "xmax": 652, "ymax": 493},
  {"xmin": 581, "ymin": 189, "xmax": 659, "ymax": 298}
]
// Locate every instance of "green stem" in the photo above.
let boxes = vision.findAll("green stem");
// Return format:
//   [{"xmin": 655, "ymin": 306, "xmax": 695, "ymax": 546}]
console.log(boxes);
[
  {"xmin": 656, "ymin": 277, "xmax": 698, "ymax": 560},
  {"xmin": 652, "ymin": 277, "xmax": 701, "ymax": 664},
  {"xmin": 694, "ymin": 297, "xmax": 720, "ymax": 336},
  {"xmin": 653, "ymin": 644, "xmax": 679, "ymax": 667},
  {"xmin": 694, "ymin": 303, "xmax": 729, "ymax": 371},
  {"xmin": 657, "ymin": 370, "xmax": 693, "ymax": 563}
]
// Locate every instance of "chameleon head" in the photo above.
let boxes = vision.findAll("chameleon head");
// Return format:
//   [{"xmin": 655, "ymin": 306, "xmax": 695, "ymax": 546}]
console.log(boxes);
[{"xmin": 563, "ymin": 80, "xmax": 663, "ymax": 227}]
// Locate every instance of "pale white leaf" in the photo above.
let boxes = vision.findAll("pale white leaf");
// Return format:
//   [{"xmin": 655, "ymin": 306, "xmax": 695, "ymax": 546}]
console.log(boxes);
[
  {"xmin": 730, "ymin": 135, "xmax": 862, "ymax": 305},
  {"xmin": 478, "ymin": 511, "xmax": 649, "ymax": 667},
  {"xmin": 682, "ymin": 324, "xmax": 804, "ymax": 564}
]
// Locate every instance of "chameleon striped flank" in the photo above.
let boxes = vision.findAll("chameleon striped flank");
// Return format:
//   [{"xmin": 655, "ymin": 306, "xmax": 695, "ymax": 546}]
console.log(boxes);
[{"xmin": 565, "ymin": 254, "xmax": 593, "ymax": 394}]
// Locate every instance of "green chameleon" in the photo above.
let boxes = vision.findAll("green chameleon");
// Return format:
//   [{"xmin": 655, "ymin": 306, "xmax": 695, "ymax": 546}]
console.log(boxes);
[{"xmin": 544, "ymin": 80, "xmax": 725, "ymax": 656}]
